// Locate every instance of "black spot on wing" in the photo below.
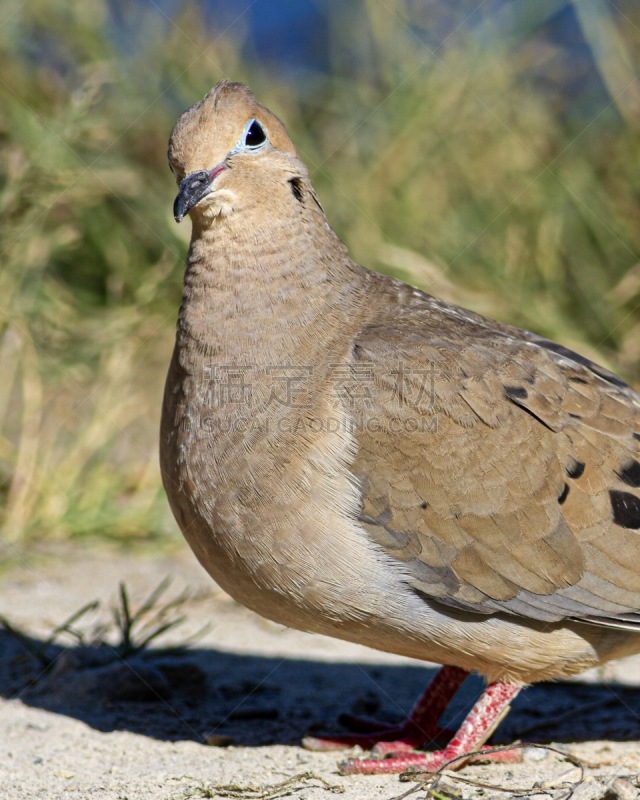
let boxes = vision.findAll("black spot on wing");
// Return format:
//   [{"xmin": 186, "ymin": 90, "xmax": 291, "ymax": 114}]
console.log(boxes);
[
  {"xmin": 504, "ymin": 385, "xmax": 528, "ymax": 400},
  {"xmin": 616, "ymin": 459, "xmax": 640, "ymax": 488},
  {"xmin": 610, "ymin": 490, "xmax": 640, "ymax": 529},
  {"xmin": 558, "ymin": 483, "xmax": 570, "ymax": 505},
  {"xmin": 566, "ymin": 460, "xmax": 586, "ymax": 479}
]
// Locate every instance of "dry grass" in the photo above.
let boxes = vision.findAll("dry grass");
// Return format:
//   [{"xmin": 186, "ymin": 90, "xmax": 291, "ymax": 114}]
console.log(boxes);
[
  {"xmin": 0, "ymin": 576, "xmax": 206, "ymax": 669},
  {"xmin": 1, "ymin": 0, "xmax": 639, "ymax": 541}
]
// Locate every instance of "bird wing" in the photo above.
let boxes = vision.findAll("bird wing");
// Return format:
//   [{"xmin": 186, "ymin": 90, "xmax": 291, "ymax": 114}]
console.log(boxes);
[{"xmin": 349, "ymin": 284, "xmax": 640, "ymax": 629}]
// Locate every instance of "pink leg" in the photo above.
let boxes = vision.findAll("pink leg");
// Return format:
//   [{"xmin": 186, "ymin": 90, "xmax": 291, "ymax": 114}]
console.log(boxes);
[
  {"xmin": 303, "ymin": 665, "xmax": 468, "ymax": 752},
  {"xmin": 339, "ymin": 680, "xmax": 521, "ymax": 775}
]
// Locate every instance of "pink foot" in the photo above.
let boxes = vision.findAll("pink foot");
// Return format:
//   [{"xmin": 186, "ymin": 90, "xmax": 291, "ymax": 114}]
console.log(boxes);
[
  {"xmin": 340, "ymin": 742, "xmax": 522, "ymax": 775},
  {"xmin": 338, "ymin": 680, "xmax": 522, "ymax": 775},
  {"xmin": 303, "ymin": 665, "xmax": 467, "ymax": 753}
]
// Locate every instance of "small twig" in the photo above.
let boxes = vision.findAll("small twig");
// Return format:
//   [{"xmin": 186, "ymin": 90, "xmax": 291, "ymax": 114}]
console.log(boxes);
[
  {"xmin": 393, "ymin": 743, "xmax": 586, "ymax": 800},
  {"xmin": 144, "ymin": 622, "xmax": 212, "ymax": 657},
  {"xmin": 0, "ymin": 600, "xmax": 100, "ymax": 666},
  {"xmin": 114, "ymin": 582, "xmax": 133, "ymax": 652},
  {"xmin": 45, "ymin": 600, "xmax": 101, "ymax": 647},
  {"xmin": 134, "ymin": 615, "xmax": 186, "ymax": 650},
  {"xmin": 183, "ymin": 771, "xmax": 345, "ymax": 799},
  {"xmin": 135, "ymin": 575, "xmax": 173, "ymax": 619},
  {"xmin": 1, "ymin": 577, "xmax": 207, "ymax": 681},
  {"xmin": 111, "ymin": 577, "xmax": 202, "ymax": 657}
]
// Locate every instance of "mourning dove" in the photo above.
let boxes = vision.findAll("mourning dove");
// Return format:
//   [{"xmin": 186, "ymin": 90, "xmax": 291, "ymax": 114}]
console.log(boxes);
[{"xmin": 160, "ymin": 80, "xmax": 640, "ymax": 775}]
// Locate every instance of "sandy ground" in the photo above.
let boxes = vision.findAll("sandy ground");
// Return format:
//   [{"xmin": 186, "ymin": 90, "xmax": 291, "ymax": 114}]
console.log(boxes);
[{"xmin": 1, "ymin": 541, "xmax": 640, "ymax": 800}]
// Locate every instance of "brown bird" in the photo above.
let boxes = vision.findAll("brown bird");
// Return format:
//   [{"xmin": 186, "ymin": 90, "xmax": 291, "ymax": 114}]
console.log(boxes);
[{"xmin": 161, "ymin": 80, "xmax": 640, "ymax": 775}]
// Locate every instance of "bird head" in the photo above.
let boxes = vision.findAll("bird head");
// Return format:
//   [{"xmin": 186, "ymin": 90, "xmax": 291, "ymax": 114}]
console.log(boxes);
[{"xmin": 168, "ymin": 81, "xmax": 305, "ymax": 225}]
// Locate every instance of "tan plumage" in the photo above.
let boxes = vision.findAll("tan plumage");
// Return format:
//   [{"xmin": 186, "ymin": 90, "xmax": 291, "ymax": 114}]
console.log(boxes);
[{"xmin": 161, "ymin": 81, "xmax": 640, "ymax": 774}]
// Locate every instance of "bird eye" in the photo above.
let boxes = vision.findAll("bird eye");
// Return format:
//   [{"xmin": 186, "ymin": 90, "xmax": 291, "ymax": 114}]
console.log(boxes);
[{"xmin": 244, "ymin": 119, "xmax": 267, "ymax": 149}]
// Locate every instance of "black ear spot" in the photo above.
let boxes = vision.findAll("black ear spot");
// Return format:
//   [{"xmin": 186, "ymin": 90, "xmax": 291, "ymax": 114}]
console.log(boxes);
[{"xmin": 289, "ymin": 177, "xmax": 303, "ymax": 202}]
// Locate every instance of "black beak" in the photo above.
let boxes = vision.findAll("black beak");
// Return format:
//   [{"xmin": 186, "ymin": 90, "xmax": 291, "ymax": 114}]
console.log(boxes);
[{"xmin": 173, "ymin": 170, "xmax": 213, "ymax": 222}]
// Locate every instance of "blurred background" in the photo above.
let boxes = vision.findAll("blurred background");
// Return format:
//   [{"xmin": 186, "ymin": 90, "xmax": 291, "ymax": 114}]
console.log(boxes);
[{"xmin": 1, "ymin": 0, "xmax": 639, "ymax": 544}]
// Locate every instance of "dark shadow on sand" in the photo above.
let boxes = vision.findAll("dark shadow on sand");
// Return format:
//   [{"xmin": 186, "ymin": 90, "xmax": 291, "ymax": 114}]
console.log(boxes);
[{"xmin": 1, "ymin": 627, "xmax": 639, "ymax": 749}]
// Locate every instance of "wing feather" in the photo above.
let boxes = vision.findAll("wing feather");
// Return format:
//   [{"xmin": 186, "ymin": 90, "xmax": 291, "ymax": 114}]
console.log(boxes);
[{"xmin": 350, "ymin": 283, "xmax": 640, "ymax": 629}]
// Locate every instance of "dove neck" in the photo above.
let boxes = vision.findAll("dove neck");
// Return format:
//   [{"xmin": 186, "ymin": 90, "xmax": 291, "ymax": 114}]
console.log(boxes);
[{"xmin": 177, "ymin": 213, "xmax": 368, "ymax": 367}]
